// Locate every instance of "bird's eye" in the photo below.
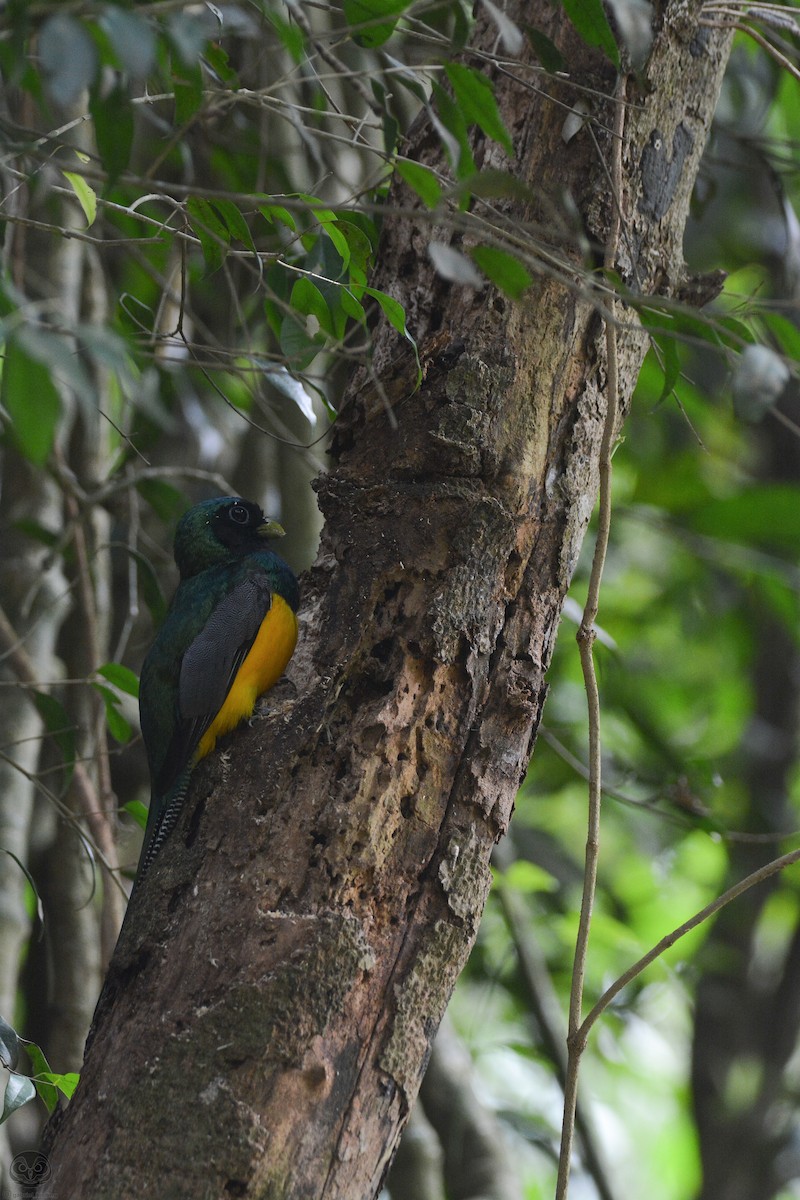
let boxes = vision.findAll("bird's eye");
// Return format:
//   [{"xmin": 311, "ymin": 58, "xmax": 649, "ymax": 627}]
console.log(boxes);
[{"xmin": 229, "ymin": 503, "xmax": 250, "ymax": 525}]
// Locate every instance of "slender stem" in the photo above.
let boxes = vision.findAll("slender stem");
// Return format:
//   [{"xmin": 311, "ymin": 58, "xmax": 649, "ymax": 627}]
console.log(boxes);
[
  {"xmin": 555, "ymin": 76, "xmax": 627, "ymax": 1200},
  {"xmin": 580, "ymin": 845, "xmax": 800, "ymax": 1042}
]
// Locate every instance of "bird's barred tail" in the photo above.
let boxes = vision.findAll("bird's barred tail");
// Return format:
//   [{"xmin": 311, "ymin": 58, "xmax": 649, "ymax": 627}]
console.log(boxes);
[{"xmin": 134, "ymin": 770, "xmax": 192, "ymax": 887}]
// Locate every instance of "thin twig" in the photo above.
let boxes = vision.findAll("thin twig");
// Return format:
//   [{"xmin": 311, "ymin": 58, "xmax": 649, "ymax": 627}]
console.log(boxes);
[
  {"xmin": 555, "ymin": 75, "xmax": 627, "ymax": 1200},
  {"xmin": 494, "ymin": 842, "xmax": 620, "ymax": 1200},
  {"xmin": 699, "ymin": 16, "xmax": 800, "ymax": 82},
  {"xmin": 580, "ymin": 846, "xmax": 800, "ymax": 1040}
]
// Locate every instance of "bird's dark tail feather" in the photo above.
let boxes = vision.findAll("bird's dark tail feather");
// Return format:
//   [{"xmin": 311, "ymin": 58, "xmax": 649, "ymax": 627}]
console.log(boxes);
[{"xmin": 134, "ymin": 770, "xmax": 192, "ymax": 887}]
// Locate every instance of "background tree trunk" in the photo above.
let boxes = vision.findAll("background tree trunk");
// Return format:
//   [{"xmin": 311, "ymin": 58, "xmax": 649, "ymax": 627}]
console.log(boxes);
[{"xmin": 44, "ymin": 4, "xmax": 733, "ymax": 1197}]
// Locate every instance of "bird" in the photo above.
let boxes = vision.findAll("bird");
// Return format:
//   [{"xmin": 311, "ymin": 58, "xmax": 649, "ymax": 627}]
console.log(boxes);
[{"xmin": 133, "ymin": 496, "xmax": 300, "ymax": 887}]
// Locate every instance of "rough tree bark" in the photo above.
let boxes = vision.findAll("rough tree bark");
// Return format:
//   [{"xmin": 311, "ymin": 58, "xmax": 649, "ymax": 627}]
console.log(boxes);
[{"xmin": 44, "ymin": 4, "xmax": 732, "ymax": 1197}]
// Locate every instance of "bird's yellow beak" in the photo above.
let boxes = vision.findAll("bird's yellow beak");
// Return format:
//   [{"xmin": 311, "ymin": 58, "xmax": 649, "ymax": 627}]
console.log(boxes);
[{"xmin": 257, "ymin": 519, "xmax": 286, "ymax": 539}]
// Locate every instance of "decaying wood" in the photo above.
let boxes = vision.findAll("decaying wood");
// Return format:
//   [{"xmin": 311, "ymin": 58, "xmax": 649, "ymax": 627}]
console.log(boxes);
[{"xmin": 44, "ymin": 4, "xmax": 733, "ymax": 1197}]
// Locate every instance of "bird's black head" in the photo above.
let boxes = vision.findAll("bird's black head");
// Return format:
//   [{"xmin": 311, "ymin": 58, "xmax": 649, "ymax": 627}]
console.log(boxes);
[{"xmin": 173, "ymin": 496, "xmax": 285, "ymax": 579}]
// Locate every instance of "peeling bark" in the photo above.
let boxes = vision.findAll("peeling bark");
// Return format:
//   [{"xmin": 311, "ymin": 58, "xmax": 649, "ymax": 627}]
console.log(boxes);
[{"xmin": 44, "ymin": 4, "xmax": 733, "ymax": 1197}]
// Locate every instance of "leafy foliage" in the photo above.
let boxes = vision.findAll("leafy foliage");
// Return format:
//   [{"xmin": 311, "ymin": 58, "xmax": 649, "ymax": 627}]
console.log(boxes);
[
  {"xmin": 0, "ymin": 4, "xmax": 799, "ymax": 1199},
  {"xmin": 0, "ymin": 1016, "xmax": 76, "ymax": 1123}
]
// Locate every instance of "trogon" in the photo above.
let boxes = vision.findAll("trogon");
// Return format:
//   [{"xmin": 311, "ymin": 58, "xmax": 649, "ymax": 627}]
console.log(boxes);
[{"xmin": 134, "ymin": 496, "xmax": 299, "ymax": 886}]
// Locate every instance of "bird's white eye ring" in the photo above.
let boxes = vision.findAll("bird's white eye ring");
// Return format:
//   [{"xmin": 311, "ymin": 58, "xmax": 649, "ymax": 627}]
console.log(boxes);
[{"xmin": 229, "ymin": 503, "xmax": 250, "ymax": 525}]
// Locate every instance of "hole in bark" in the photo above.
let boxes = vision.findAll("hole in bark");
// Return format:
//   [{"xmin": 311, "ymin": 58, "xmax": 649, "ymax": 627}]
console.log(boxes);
[
  {"xmin": 185, "ymin": 793, "xmax": 208, "ymax": 848},
  {"xmin": 400, "ymin": 796, "xmax": 414, "ymax": 819},
  {"xmin": 436, "ymin": 338, "xmax": 466, "ymax": 370},
  {"xmin": 224, "ymin": 1181, "xmax": 247, "ymax": 1197},
  {"xmin": 310, "ymin": 830, "xmax": 327, "ymax": 847},
  {"xmin": 360, "ymin": 723, "xmax": 385, "ymax": 752},
  {"xmin": 371, "ymin": 637, "xmax": 393, "ymax": 664},
  {"xmin": 398, "ymin": 251, "xmax": 415, "ymax": 279}
]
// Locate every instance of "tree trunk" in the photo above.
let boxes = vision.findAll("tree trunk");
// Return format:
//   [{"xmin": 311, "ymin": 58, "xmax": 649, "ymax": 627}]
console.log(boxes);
[{"xmin": 43, "ymin": 4, "xmax": 733, "ymax": 1197}]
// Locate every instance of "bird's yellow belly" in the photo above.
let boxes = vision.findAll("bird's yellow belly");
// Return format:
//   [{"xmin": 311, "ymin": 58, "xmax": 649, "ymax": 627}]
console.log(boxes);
[{"xmin": 196, "ymin": 594, "xmax": 298, "ymax": 762}]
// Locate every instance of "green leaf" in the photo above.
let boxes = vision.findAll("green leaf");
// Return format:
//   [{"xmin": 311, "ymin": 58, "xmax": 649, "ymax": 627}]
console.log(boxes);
[
  {"xmin": 524, "ymin": 25, "xmax": 566, "ymax": 72},
  {"xmin": 335, "ymin": 217, "xmax": 375, "ymax": 284},
  {"xmin": 443, "ymin": 63, "xmax": 513, "ymax": 157},
  {"xmin": 267, "ymin": 12, "xmax": 306, "ymax": 61},
  {"xmin": 339, "ymin": 289, "xmax": 367, "ymax": 324},
  {"xmin": 279, "ymin": 312, "xmax": 324, "ymax": 370},
  {"xmin": 259, "ymin": 204, "xmax": 297, "ymax": 233},
  {"xmin": 364, "ymin": 287, "xmax": 421, "ymax": 384},
  {"xmin": 39, "ymin": 14, "xmax": 98, "ymax": 107},
  {"xmin": 470, "ymin": 246, "xmax": 532, "ymax": 299},
  {"xmin": 96, "ymin": 663, "xmax": 140, "ymax": 699},
  {"xmin": 15, "ymin": 323, "xmax": 94, "ymax": 404},
  {"xmin": 25, "ymin": 1043, "xmax": 57, "ymax": 1114},
  {"xmin": 761, "ymin": 311, "xmax": 800, "ymax": 362},
  {"xmin": 364, "ymin": 287, "xmax": 408, "ymax": 338},
  {"xmin": 90, "ymin": 85, "xmax": 134, "ymax": 186},
  {"xmin": 92, "ymin": 684, "xmax": 133, "ymax": 744},
  {"xmin": 123, "ymin": 799, "xmax": 149, "ymax": 832},
  {"xmin": 203, "ymin": 43, "xmax": 238, "ymax": 89},
  {"xmin": 652, "ymin": 335, "xmax": 683, "ymax": 405},
  {"xmin": 430, "ymin": 81, "xmax": 476, "ymax": 179},
  {"xmin": 62, "ymin": 172, "xmax": 97, "ymax": 227},
  {"xmin": 344, "ymin": 0, "xmax": 408, "ymax": 47},
  {"xmin": 171, "ymin": 59, "xmax": 204, "ymax": 126},
  {"xmin": 1, "ymin": 336, "xmax": 61, "ymax": 465},
  {"xmin": 0, "ymin": 1017, "xmax": 20, "ymax": 1071},
  {"xmin": 290, "ymin": 278, "xmax": 334, "ymax": 336},
  {"xmin": 38, "ymin": 1071, "xmax": 79, "ymax": 1101},
  {"xmin": 186, "ymin": 196, "xmax": 229, "ymax": 273},
  {"xmin": 1, "ymin": 1074, "xmax": 35, "ymax": 1123},
  {"xmin": 12, "ymin": 519, "xmax": 59, "ymax": 549},
  {"xmin": 395, "ymin": 160, "xmax": 442, "ymax": 208},
  {"xmin": 32, "ymin": 692, "xmax": 76, "ymax": 769},
  {"xmin": 210, "ymin": 200, "xmax": 255, "ymax": 252},
  {"xmin": 381, "ymin": 108, "xmax": 400, "ymax": 157},
  {"xmin": 295, "ymin": 196, "xmax": 351, "ymax": 272},
  {"xmin": 561, "ymin": 0, "xmax": 620, "ymax": 67},
  {"xmin": 1, "ymin": 850, "xmax": 44, "ymax": 927}
]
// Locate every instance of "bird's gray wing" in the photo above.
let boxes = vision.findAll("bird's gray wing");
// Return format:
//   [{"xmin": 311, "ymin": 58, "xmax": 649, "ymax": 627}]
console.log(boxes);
[{"xmin": 154, "ymin": 574, "xmax": 272, "ymax": 795}]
